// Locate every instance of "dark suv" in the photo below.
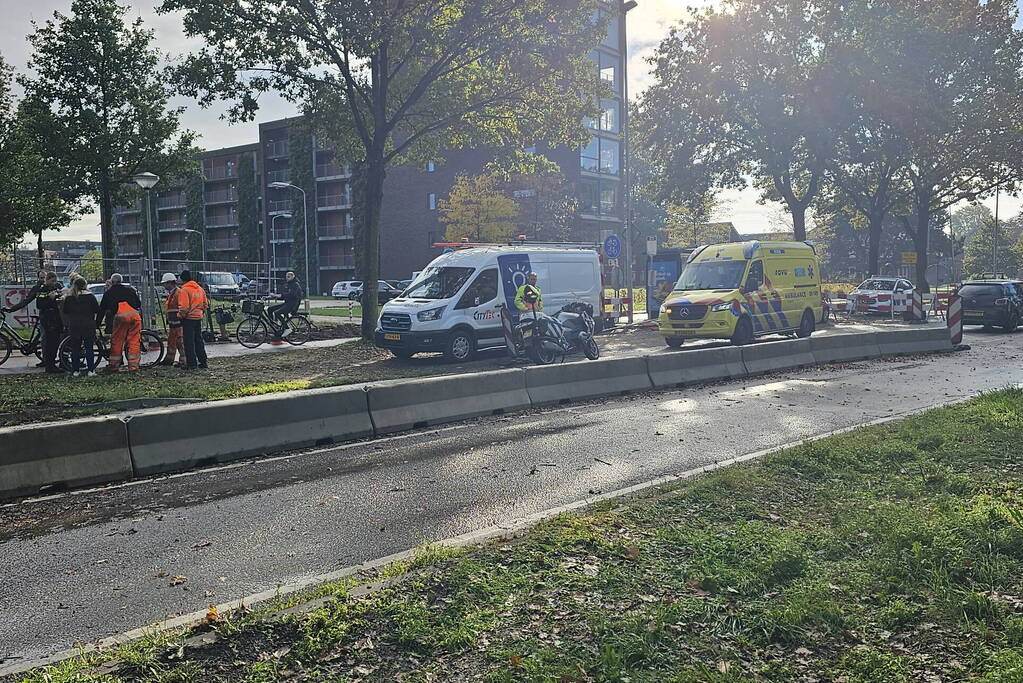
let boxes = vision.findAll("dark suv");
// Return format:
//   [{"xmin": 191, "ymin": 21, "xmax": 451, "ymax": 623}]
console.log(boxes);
[{"xmin": 958, "ymin": 280, "xmax": 1023, "ymax": 332}]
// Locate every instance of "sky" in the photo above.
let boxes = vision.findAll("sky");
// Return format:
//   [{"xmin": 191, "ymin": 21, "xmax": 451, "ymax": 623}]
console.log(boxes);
[{"xmin": 3, "ymin": 0, "xmax": 1021, "ymax": 246}]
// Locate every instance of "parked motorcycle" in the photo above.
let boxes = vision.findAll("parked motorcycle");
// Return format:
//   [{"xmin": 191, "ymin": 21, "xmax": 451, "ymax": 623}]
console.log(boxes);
[{"xmin": 504, "ymin": 302, "xmax": 600, "ymax": 365}]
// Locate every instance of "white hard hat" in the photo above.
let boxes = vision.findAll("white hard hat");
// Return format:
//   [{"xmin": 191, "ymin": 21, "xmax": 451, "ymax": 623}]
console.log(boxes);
[{"xmin": 161, "ymin": 272, "xmax": 178, "ymax": 284}]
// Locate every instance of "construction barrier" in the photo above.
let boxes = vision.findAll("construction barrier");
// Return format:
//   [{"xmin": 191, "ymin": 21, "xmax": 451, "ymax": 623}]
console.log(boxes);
[
  {"xmin": 646, "ymin": 346, "xmax": 746, "ymax": 388},
  {"xmin": 366, "ymin": 369, "xmax": 530, "ymax": 434},
  {"xmin": 0, "ymin": 416, "xmax": 132, "ymax": 500},
  {"xmin": 876, "ymin": 326, "xmax": 954, "ymax": 356},
  {"xmin": 948, "ymin": 295, "xmax": 963, "ymax": 345},
  {"xmin": 126, "ymin": 385, "xmax": 375, "ymax": 476},
  {"xmin": 741, "ymin": 338, "xmax": 815, "ymax": 376},
  {"xmin": 524, "ymin": 356, "xmax": 652, "ymax": 405},
  {"xmin": 809, "ymin": 332, "xmax": 882, "ymax": 364}
]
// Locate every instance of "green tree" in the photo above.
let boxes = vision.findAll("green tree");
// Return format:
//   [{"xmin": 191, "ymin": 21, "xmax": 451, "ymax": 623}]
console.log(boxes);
[
  {"xmin": 635, "ymin": 0, "xmax": 851, "ymax": 242},
  {"xmin": 951, "ymin": 204, "xmax": 993, "ymax": 245},
  {"xmin": 662, "ymin": 195, "xmax": 729, "ymax": 249},
  {"xmin": 79, "ymin": 249, "xmax": 104, "ymax": 281},
  {"xmin": 19, "ymin": 0, "xmax": 194, "ymax": 265},
  {"xmin": 236, "ymin": 152, "xmax": 259, "ymax": 263},
  {"xmin": 440, "ymin": 174, "xmax": 519, "ymax": 243},
  {"xmin": 504, "ymin": 172, "xmax": 577, "ymax": 242},
  {"xmin": 965, "ymin": 214, "xmax": 1023, "ymax": 278},
  {"xmin": 162, "ymin": 0, "xmax": 606, "ymax": 338}
]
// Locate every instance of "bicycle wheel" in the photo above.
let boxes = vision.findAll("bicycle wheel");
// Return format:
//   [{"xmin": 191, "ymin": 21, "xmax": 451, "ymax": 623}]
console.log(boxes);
[
  {"xmin": 237, "ymin": 317, "xmax": 268, "ymax": 348},
  {"xmin": 58, "ymin": 336, "xmax": 106, "ymax": 372},
  {"xmin": 0, "ymin": 335, "xmax": 11, "ymax": 366},
  {"xmin": 140, "ymin": 331, "xmax": 165, "ymax": 368},
  {"xmin": 284, "ymin": 315, "xmax": 312, "ymax": 345}
]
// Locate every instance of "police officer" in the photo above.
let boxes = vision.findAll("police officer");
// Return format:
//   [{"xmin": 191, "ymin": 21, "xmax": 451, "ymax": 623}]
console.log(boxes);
[{"xmin": 515, "ymin": 272, "xmax": 543, "ymax": 314}]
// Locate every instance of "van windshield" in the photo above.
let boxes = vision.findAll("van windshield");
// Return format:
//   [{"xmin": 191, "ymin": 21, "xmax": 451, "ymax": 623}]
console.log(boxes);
[
  {"xmin": 404, "ymin": 267, "xmax": 475, "ymax": 300},
  {"xmin": 675, "ymin": 261, "xmax": 747, "ymax": 291}
]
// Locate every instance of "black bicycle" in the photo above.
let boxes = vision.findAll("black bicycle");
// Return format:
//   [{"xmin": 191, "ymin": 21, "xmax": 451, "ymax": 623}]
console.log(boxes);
[
  {"xmin": 0, "ymin": 309, "xmax": 43, "ymax": 366},
  {"xmin": 57, "ymin": 329, "xmax": 165, "ymax": 372},
  {"xmin": 236, "ymin": 298, "xmax": 312, "ymax": 348}
]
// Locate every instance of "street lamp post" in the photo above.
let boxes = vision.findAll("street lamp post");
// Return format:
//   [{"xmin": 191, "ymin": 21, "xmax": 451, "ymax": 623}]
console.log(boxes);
[
  {"xmin": 270, "ymin": 212, "xmax": 293, "ymax": 295},
  {"xmin": 269, "ymin": 182, "xmax": 310, "ymax": 312},
  {"xmin": 133, "ymin": 171, "xmax": 159, "ymax": 319},
  {"xmin": 184, "ymin": 229, "xmax": 206, "ymax": 264},
  {"xmin": 620, "ymin": 0, "xmax": 638, "ymax": 324}
]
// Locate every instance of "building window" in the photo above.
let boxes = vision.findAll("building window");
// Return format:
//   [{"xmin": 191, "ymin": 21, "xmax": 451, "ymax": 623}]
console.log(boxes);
[
  {"xmin": 579, "ymin": 177, "xmax": 618, "ymax": 217},
  {"xmin": 599, "ymin": 52, "xmax": 618, "ymax": 92},
  {"xmin": 427, "ymin": 161, "xmax": 436, "ymax": 173},
  {"xmin": 598, "ymin": 8, "xmax": 620, "ymax": 50},
  {"xmin": 599, "ymin": 99, "xmax": 619, "ymax": 133},
  {"xmin": 428, "ymin": 193, "xmax": 437, "ymax": 210},
  {"xmin": 580, "ymin": 136, "xmax": 620, "ymax": 175}
]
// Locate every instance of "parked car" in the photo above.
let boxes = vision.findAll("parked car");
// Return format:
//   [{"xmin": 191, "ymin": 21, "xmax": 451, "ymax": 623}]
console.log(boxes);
[
  {"xmin": 197, "ymin": 271, "xmax": 242, "ymax": 300},
  {"xmin": 243, "ymin": 277, "xmax": 273, "ymax": 297},
  {"xmin": 87, "ymin": 283, "xmax": 107, "ymax": 300},
  {"xmin": 958, "ymin": 280, "xmax": 1023, "ymax": 332},
  {"xmin": 847, "ymin": 277, "xmax": 914, "ymax": 314},
  {"xmin": 397, "ymin": 279, "xmax": 414, "ymax": 291},
  {"xmin": 332, "ymin": 280, "xmax": 363, "ymax": 300}
]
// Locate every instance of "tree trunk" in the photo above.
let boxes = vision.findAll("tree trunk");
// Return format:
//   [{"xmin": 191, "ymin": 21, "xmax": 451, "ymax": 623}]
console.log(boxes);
[
  {"xmin": 867, "ymin": 210, "xmax": 884, "ymax": 277},
  {"xmin": 790, "ymin": 204, "xmax": 807, "ymax": 242},
  {"xmin": 913, "ymin": 200, "xmax": 930, "ymax": 293},
  {"xmin": 36, "ymin": 231, "xmax": 44, "ymax": 271},
  {"xmin": 360, "ymin": 157, "xmax": 386, "ymax": 340}
]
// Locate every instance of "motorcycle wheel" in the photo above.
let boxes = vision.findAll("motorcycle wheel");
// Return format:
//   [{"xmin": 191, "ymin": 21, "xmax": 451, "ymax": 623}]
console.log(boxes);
[
  {"xmin": 583, "ymin": 335, "xmax": 600, "ymax": 360},
  {"xmin": 527, "ymin": 337, "xmax": 561, "ymax": 365}
]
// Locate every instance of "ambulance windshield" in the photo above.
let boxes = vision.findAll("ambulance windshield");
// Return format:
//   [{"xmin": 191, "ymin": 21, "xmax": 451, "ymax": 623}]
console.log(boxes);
[{"xmin": 675, "ymin": 260, "xmax": 747, "ymax": 291}]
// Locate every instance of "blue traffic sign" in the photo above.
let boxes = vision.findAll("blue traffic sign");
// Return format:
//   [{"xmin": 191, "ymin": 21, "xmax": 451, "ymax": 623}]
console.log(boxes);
[
  {"xmin": 603, "ymin": 234, "xmax": 622, "ymax": 259},
  {"xmin": 442, "ymin": 247, "xmax": 455, "ymax": 254}
]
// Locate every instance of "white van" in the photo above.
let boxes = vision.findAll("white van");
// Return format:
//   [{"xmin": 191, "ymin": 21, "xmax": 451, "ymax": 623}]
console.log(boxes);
[{"xmin": 375, "ymin": 246, "xmax": 602, "ymax": 361}]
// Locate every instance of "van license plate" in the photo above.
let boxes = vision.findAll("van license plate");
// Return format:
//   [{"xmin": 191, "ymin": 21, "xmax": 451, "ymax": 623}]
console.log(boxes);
[
  {"xmin": 384, "ymin": 333, "xmax": 401, "ymax": 341},
  {"xmin": 964, "ymin": 311, "xmax": 983, "ymax": 317}
]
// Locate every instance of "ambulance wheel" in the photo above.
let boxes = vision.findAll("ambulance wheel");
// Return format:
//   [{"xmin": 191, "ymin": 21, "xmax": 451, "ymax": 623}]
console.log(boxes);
[
  {"xmin": 731, "ymin": 317, "xmax": 754, "ymax": 346},
  {"xmin": 665, "ymin": 336, "xmax": 684, "ymax": 348},
  {"xmin": 443, "ymin": 328, "xmax": 475, "ymax": 363},
  {"xmin": 796, "ymin": 309, "xmax": 816, "ymax": 338}
]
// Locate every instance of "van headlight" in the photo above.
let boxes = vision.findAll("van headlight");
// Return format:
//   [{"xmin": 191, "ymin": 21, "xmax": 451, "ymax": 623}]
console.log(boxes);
[
  {"xmin": 711, "ymin": 302, "xmax": 733, "ymax": 312},
  {"xmin": 417, "ymin": 306, "xmax": 446, "ymax": 322}
]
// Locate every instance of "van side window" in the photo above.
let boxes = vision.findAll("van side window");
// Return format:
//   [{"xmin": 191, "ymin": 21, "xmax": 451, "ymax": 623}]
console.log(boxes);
[
  {"xmin": 745, "ymin": 260, "xmax": 764, "ymax": 291},
  {"xmin": 455, "ymin": 269, "xmax": 498, "ymax": 309}
]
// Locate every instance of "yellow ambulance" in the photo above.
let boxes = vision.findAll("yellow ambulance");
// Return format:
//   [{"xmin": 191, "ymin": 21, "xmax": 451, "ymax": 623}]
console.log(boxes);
[{"xmin": 659, "ymin": 240, "xmax": 822, "ymax": 347}]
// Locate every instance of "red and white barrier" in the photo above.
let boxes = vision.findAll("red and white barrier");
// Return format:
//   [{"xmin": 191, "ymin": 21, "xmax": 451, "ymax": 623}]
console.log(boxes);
[
  {"xmin": 947, "ymin": 294, "xmax": 963, "ymax": 345},
  {"xmin": 910, "ymin": 291, "xmax": 925, "ymax": 321}
]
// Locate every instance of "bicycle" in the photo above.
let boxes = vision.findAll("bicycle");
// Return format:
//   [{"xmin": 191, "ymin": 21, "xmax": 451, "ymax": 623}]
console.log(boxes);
[
  {"xmin": 57, "ymin": 329, "xmax": 165, "ymax": 372},
  {"xmin": 236, "ymin": 298, "xmax": 312, "ymax": 348},
  {"xmin": 0, "ymin": 309, "xmax": 43, "ymax": 366}
]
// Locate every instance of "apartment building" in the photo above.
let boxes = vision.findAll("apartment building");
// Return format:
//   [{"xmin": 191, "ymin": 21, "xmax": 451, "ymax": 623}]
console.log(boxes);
[{"xmin": 111, "ymin": 6, "xmax": 629, "ymax": 291}]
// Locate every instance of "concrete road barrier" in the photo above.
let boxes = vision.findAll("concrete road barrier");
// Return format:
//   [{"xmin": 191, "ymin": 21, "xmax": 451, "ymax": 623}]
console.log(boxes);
[
  {"xmin": 525, "ymin": 356, "xmax": 653, "ymax": 406},
  {"xmin": 367, "ymin": 369, "xmax": 530, "ymax": 434},
  {"xmin": 876, "ymin": 326, "xmax": 953, "ymax": 356},
  {"xmin": 741, "ymin": 338, "xmax": 815, "ymax": 376},
  {"xmin": 646, "ymin": 346, "xmax": 747, "ymax": 388},
  {"xmin": 810, "ymin": 332, "xmax": 882, "ymax": 365},
  {"xmin": 127, "ymin": 386, "xmax": 374, "ymax": 476},
  {"xmin": 0, "ymin": 416, "xmax": 132, "ymax": 500}
]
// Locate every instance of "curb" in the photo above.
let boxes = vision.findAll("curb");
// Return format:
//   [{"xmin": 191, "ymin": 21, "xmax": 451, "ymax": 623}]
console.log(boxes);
[{"xmin": 0, "ymin": 396, "xmax": 968, "ymax": 678}]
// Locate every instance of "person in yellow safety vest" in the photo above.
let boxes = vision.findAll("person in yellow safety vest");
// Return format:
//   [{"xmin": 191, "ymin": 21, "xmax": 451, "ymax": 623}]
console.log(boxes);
[
  {"xmin": 515, "ymin": 272, "xmax": 543, "ymax": 315},
  {"xmin": 160, "ymin": 273, "xmax": 186, "ymax": 367},
  {"xmin": 96, "ymin": 273, "xmax": 142, "ymax": 372}
]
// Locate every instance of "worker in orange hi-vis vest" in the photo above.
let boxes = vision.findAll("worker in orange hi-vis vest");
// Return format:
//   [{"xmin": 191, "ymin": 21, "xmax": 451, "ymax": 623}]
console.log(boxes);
[
  {"xmin": 160, "ymin": 272, "xmax": 186, "ymax": 367},
  {"xmin": 96, "ymin": 273, "xmax": 143, "ymax": 372}
]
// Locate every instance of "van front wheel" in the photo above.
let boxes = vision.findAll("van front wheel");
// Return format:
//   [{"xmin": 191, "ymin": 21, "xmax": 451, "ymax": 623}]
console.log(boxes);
[
  {"xmin": 730, "ymin": 317, "xmax": 754, "ymax": 346},
  {"xmin": 665, "ymin": 336, "xmax": 684, "ymax": 348},
  {"xmin": 443, "ymin": 329, "xmax": 476, "ymax": 363},
  {"xmin": 796, "ymin": 309, "xmax": 816, "ymax": 338}
]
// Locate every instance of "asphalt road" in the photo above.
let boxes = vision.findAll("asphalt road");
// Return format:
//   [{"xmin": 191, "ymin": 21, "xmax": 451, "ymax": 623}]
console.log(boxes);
[{"xmin": 1, "ymin": 328, "xmax": 1020, "ymax": 667}]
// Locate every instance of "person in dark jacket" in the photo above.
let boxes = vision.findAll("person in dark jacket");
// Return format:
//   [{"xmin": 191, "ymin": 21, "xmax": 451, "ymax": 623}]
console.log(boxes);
[
  {"xmin": 2, "ymin": 270, "xmax": 49, "ymax": 367},
  {"xmin": 33, "ymin": 272, "xmax": 65, "ymax": 373},
  {"xmin": 61, "ymin": 275, "xmax": 100, "ymax": 376},
  {"xmin": 96, "ymin": 273, "xmax": 143, "ymax": 372},
  {"xmin": 268, "ymin": 271, "xmax": 303, "ymax": 333}
]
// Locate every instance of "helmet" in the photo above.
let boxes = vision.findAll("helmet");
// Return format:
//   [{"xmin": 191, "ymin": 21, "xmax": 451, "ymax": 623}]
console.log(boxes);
[{"xmin": 161, "ymin": 273, "xmax": 178, "ymax": 284}]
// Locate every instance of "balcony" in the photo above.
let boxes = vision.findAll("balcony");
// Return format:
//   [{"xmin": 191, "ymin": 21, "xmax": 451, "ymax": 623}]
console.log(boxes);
[
  {"xmin": 115, "ymin": 226, "xmax": 141, "ymax": 236},
  {"xmin": 208, "ymin": 237, "xmax": 240, "ymax": 251},
  {"xmin": 204, "ymin": 189, "xmax": 237, "ymax": 204},
  {"xmin": 319, "ymin": 254, "xmax": 356, "ymax": 269},
  {"xmin": 120, "ymin": 246, "xmax": 144, "ymax": 257},
  {"xmin": 204, "ymin": 165, "xmax": 236, "ymax": 180},
  {"xmin": 157, "ymin": 195, "xmax": 186, "ymax": 209},
  {"xmin": 316, "ymin": 163, "xmax": 350, "ymax": 179},
  {"xmin": 265, "ymin": 141, "xmax": 289, "ymax": 158},
  {"xmin": 116, "ymin": 202, "xmax": 142, "ymax": 214},
  {"xmin": 160, "ymin": 240, "xmax": 188, "ymax": 253},
  {"xmin": 268, "ymin": 199, "xmax": 293, "ymax": 214},
  {"xmin": 317, "ymin": 194, "xmax": 351, "ymax": 210},
  {"xmin": 158, "ymin": 221, "xmax": 186, "ymax": 232},
  {"xmin": 270, "ymin": 228, "xmax": 294, "ymax": 243},
  {"xmin": 319, "ymin": 223, "xmax": 353, "ymax": 239},
  {"xmin": 206, "ymin": 216, "xmax": 239, "ymax": 228},
  {"xmin": 266, "ymin": 169, "xmax": 291, "ymax": 185}
]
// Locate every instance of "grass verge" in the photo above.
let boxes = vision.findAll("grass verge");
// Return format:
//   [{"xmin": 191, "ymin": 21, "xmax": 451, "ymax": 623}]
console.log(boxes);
[
  {"xmin": 15, "ymin": 389, "xmax": 1023, "ymax": 681},
  {"xmin": 309, "ymin": 305, "xmax": 363, "ymax": 319}
]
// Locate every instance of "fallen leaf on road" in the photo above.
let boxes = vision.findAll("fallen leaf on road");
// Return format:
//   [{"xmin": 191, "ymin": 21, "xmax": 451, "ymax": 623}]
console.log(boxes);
[
  {"xmin": 510, "ymin": 654, "xmax": 523, "ymax": 670},
  {"xmin": 193, "ymin": 540, "xmax": 212, "ymax": 550},
  {"xmin": 170, "ymin": 575, "xmax": 187, "ymax": 586},
  {"xmin": 206, "ymin": 605, "xmax": 219, "ymax": 623}
]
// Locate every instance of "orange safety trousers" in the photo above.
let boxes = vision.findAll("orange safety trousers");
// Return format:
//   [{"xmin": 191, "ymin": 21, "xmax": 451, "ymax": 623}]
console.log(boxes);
[
  {"xmin": 110, "ymin": 311, "xmax": 143, "ymax": 371},
  {"xmin": 165, "ymin": 325, "xmax": 184, "ymax": 364}
]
